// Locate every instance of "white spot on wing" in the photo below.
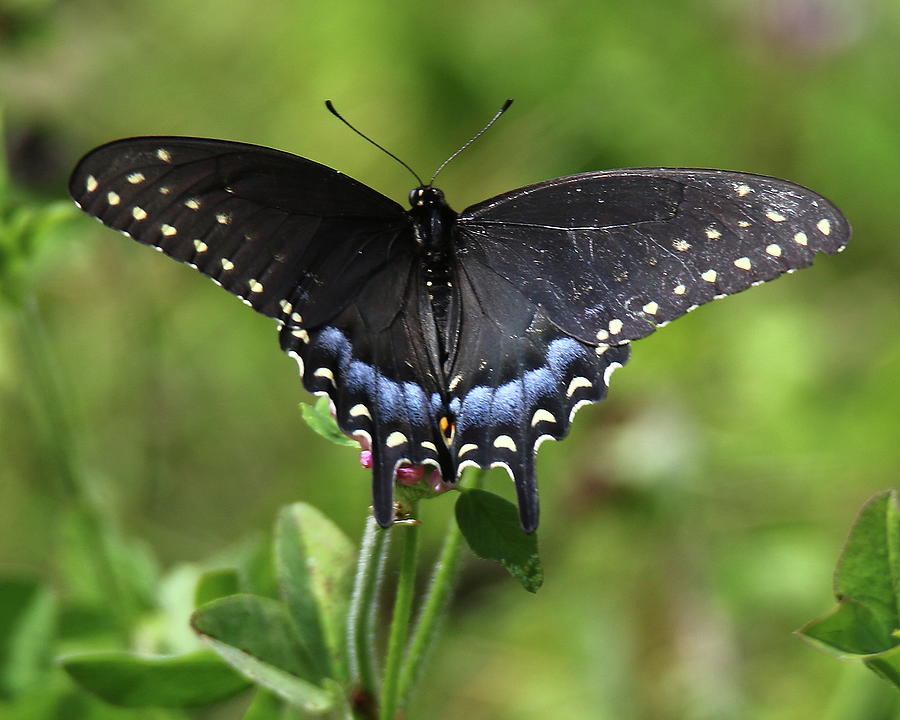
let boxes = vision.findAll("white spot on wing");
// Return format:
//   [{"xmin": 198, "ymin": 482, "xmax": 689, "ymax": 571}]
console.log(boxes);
[
  {"xmin": 701, "ymin": 270, "xmax": 717, "ymax": 283},
  {"xmin": 705, "ymin": 227, "xmax": 721, "ymax": 239},
  {"xmin": 531, "ymin": 409, "xmax": 555, "ymax": 427},
  {"xmin": 493, "ymin": 435, "xmax": 517, "ymax": 452},
  {"xmin": 642, "ymin": 301, "xmax": 659, "ymax": 315},
  {"xmin": 249, "ymin": 279, "xmax": 264, "ymax": 293},
  {"xmin": 595, "ymin": 329, "xmax": 609, "ymax": 341},
  {"xmin": 603, "ymin": 362, "xmax": 623, "ymax": 386},
  {"xmin": 156, "ymin": 148, "xmax": 172, "ymax": 162},
  {"xmin": 421, "ymin": 440, "xmax": 438, "ymax": 452},
  {"xmin": 673, "ymin": 239, "xmax": 691, "ymax": 252},
  {"xmin": 794, "ymin": 231, "xmax": 808, "ymax": 246},
  {"xmin": 734, "ymin": 257, "xmax": 752, "ymax": 270},
  {"xmin": 608, "ymin": 318, "xmax": 624, "ymax": 335},
  {"xmin": 458, "ymin": 443, "xmax": 478, "ymax": 457},
  {"xmin": 127, "ymin": 172, "xmax": 145, "ymax": 184},
  {"xmin": 737, "ymin": 184, "xmax": 752, "ymax": 196},
  {"xmin": 568, "ymin": 400, "xmax": 593, "ymax": 423},
  {"xmin": 817, "ymin": 218, "xmax": 831, "ymax": 235},
  {"xmin": 314, "ymin": 367, "xmax": 335, "ymax": 385},
  {"xmin": 85, "ymin": 175, "xmax": 98, "ymax": 192},
  {"xmin": 185, "ymin": 198, "xmax": 200, "ymax": 210},
  {"xmin": 673, "ymin": 284, "xmax": 686, "ymax": 295},
  {"xmin": 386, "ymin": 431, "xmax": 407, "ymax": 448},
  {"xmin": 193, "ymin": 239, "xmax": 208, "ymax": 252},
  {"xmin": 279, "ymin": 299, "xmax": 293, "ymax": 314},
  {"xmin": 221, "ymin": 258, "xmax": 234, "ymax": 271},
  {"xmin": 350, "ymin": 404, "xmax": 371, "ymax": 419},
  {"xmin": 287, "ymin": 350, "xmax": 304, "ymax": 377},
  {"xmin": 107, "ymin": 191, "xmax": 120, "ymax": 205},
  {"xmin": 216, "ymin": 212, "xmax": 231, "ymax": 225},
  {"xmin": 765, "ymin": 244, "xmax": 782, "ymax": 257},
  {"xmin": 566, "ymin": 376, "xmax": 593, "ymax": 397},
  {"xmin": 160, "ymin": 224, "xmax": 177, "ymax": 236},
  {"xmin": 766, "ymin": 211, "xmax": 786, "ymax": 222},
  {"xmin": 132, "ymin": 206, "xmax": 147, "ymax": 220},
  {"xmin": 291, "ymin": 328, "xmax": 309, "ymax": 342}
]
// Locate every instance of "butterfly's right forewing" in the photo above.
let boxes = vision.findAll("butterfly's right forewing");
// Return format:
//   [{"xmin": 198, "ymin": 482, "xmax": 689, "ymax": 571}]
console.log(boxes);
[{"xmin": 69, "ymin": 137, "xmax": 408, "ymax": 324}]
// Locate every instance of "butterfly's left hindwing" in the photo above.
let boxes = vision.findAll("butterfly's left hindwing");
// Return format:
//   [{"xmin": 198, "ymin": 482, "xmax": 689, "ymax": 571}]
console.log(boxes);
[{"xmin": 443, "ymin": 254, "xmax": 630, "ymax": 532}]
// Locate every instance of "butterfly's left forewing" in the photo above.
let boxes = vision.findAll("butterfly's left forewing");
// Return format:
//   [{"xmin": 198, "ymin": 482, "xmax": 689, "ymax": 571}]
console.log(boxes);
[{"xmin": 457, "ymin": 169, "xmax": 850, "ymax": 346}]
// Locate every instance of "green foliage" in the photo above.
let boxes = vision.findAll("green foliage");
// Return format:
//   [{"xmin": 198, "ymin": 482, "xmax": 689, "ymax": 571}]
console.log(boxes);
[
  {"xmin": 275, "ymin": 503, "xmax": 355, "ymax": 682},
  {"xmin": 0, "ymin": 110, "xmax": 78, "ymax": 306},
  {"xmin": 798, "ymin": 490, "xmax": 900, "ymax": 688},
  {"xmin": 60, "ymin": 650, "xmax": 250, "ymax": 707},
  {"xmin": 192, "ymin": 595, "xmax": 335, "ymax": 713},
  {"xmin": 301, "ymin": 397, "xmax": 359, "ymax": 448},
  {"xmin": 455, "ymin": 489, "xmax": 543, "ymax": 593},
  {"xmin": 0, "ymin": 578, "xmax": 55, "ymax": 699},
  {"xmin": 194, "ymin": 569, "xmax": 242, "ymax": 608}
]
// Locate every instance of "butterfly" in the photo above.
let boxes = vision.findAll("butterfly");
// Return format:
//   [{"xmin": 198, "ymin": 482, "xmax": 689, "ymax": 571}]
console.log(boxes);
[{"xmin": 68, "ymin": 101, "xmax": 850, "ymax": 532}]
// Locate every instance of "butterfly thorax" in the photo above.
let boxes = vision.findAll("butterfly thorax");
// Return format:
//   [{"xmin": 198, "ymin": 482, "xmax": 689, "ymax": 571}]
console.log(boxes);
[{"xmin": 408, "ymin": 186, "xmax": 458, "ymax": 351}]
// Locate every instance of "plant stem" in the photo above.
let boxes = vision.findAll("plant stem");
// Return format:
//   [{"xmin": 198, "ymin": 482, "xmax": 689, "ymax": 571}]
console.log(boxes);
[
  {"xmin": 347, "ymin": 516, "xmax": 391, "ymax": 702},
  {"xmin": 396, "ymin": 469, "xmax": 487, "ymax": 711},
  {"xmin": 379, "ymin": 507, "xmax": 420, "ymax": 720}
]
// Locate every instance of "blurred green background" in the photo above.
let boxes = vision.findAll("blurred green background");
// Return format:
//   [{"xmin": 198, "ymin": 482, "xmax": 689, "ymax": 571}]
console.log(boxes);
[{"xmin": 2, "ymin": 0, "xmax": 899, "ymax": 717}]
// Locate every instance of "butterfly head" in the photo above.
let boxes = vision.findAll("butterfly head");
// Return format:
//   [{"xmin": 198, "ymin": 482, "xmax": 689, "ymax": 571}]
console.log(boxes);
[{"xmin": 409, "ymin": 185, "xmax": 445, "ymax": 208}]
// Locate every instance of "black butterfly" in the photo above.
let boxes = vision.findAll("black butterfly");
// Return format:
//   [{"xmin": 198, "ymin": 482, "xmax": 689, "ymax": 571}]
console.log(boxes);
[{"xmin": 68, "ymin": 103, "xmax": 850, "ymax": 532}]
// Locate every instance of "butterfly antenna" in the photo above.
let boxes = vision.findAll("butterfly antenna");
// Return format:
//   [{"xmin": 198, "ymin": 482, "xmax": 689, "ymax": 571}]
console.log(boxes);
[
  {"xmin": 428, "ymin": 98, "xmax": 514, "ymax": 186},
  {"xmin": 325, "ymin": 100, "xmax": 424, "ymax": 186}
]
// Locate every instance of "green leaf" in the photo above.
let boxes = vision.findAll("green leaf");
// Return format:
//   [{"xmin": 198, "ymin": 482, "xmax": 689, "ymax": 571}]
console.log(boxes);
[
  {"xmin": 0, "ymin": 109, "xmax": 7, "ymax": 212},
  {"xmin": 834, "ymin": 490, "xmax": 900, "ymax": 629},
  {"xmin": 455, "ymin": 489, "xmax": 543, "ymax": 593},
  {"xmin": 195, "ymin": 569, "xmax": 241, "ymax": 608},
  {"xmin": 243, "ymin": 689, "xmax": 291, "ymax": 720},
  {"xmin": 0, "ymin": 577, "xmax": 56, "ymax": 699},
  {"xmin": 798, "ymin": 598, "xmax": 893, "ymax": 656},
  {"xmin": 797, "ymin": 490, "xmax": 900, "ymax": 690},
  {"xmin": 60, "ymin": 649, "xmax": 249, "ymax": 707},
  {"xmin": 192, "ymin": 594, "xmax": 332, "ymax": 713},
  {"xmin": 275, "ymin": 503, "xmax": 354, "ymax": 683},
  {"xmin": 300, "ymin": 397, "xmax": 358, "ymax": 447}
]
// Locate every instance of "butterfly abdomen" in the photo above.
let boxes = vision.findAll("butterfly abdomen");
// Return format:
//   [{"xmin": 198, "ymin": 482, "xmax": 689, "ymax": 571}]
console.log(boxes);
[{"xmin": 408, "ymin": 186, "xmax": 460, "ymax": 361}]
